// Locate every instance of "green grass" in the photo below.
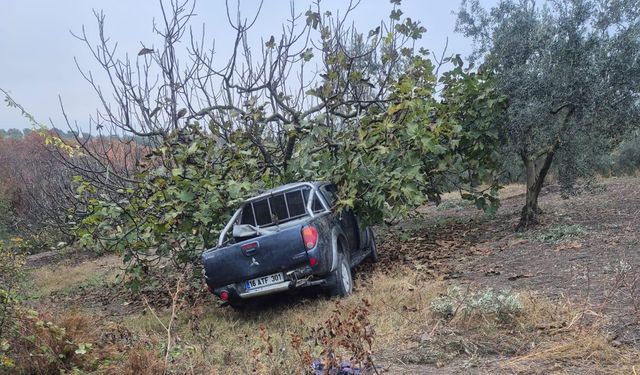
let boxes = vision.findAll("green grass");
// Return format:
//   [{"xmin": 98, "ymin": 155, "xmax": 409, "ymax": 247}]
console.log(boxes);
[
  {"xmin": 436, "ymin": 199, "xmax": 473, "ymax": 211},
  {"xmin": 534, "ymin": 224, "xmax": 586, "ymax": 243}
]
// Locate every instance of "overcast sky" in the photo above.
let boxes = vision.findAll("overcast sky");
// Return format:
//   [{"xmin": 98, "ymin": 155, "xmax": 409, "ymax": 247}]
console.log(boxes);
[{"xmin": 0, "ymin": 0, "xmax": 496, "ymax": 131}]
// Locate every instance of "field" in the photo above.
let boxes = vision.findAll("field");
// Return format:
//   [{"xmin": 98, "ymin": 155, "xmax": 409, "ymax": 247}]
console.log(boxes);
[{"xmin": 19, "ymin": 176, "xmax": 640, "ymax": 374}]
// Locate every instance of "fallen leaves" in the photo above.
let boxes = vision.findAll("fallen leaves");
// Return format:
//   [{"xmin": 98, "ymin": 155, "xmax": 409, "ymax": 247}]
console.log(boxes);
[
  {"xmin": 554, "ymin": 241, "xmax": 582, "ymax": 251},
  {"xmin": 508, "ymin": 238, "xmax": 530, "ymax": 247},
  {"xmin": 507, "ymin": 273, "xmax": 534, "ymax": 281},
  {"xmin": 484, "ymin": 269, "xmax": 501, "ymax": 276}
]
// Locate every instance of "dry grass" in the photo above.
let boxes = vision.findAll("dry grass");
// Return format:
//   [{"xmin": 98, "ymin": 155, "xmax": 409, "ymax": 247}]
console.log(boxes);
[
  {"xmin": 11, "ymin": 258, "xmax": 638, "ymax": 374},
  {"xmin": 392, "ymin": 288, "xmax": 638, "ymax": 373},
  {"xmin": 439, "ymin": 183, "xmax": 525, "ymax": 203},
  {"xmin": 27, "ymin": 254, "xmax": 120, "ymax": 297},
  {"xmin": 500, "ymin": 286, "xmax": 640, "ymax": 373},
  {"xmin": 102, "ymin": 342, "xmax": 167, "ymax": 375},
  {"xmin": 111, "ymin": 269, "xmax": 638, "ymax": 374},
  {"xmin": 115, "ymin": 270, "xmax": 444, "ymax": 374}
]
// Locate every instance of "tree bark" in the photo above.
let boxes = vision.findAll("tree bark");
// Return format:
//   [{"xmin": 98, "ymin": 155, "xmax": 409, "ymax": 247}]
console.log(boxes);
[
  {"xmin": 517, "ymin": 145, "xmax": 557, "ymax": 230},
  {"xmin": 517, "ymin": 105, "xmax": 575, "ymax": 230}
]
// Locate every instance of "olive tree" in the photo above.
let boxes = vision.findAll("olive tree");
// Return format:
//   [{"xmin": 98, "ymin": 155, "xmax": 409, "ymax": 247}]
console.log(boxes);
[{"xmin": 457, "ymin": 0, "xmax": 640, "ymax": 228}]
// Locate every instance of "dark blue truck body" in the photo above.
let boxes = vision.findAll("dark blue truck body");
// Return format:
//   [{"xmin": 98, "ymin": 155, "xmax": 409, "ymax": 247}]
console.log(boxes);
[{"xmin": 201, "ymin": 182, "xmax": 377, "ymax": 307}]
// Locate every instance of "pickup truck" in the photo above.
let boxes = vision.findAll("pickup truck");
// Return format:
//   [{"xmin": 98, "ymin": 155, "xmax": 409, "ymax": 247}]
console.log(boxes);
[{"xmin": 202, "ymin": 181, "xmax": 378, "ymax": 308}]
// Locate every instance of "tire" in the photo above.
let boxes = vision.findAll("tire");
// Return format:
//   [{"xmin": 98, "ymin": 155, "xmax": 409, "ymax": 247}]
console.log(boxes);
[
  {"xmin": 327, "ymin": 252, "xmax": 353, "ymax": 297},
  {"xmin": 227, "ymin": 299, "xmax": 246, "ymax": 310},
  {"xmin": 366, "ymin": 227, "xmax": 379, "ymax": 263},
  {"xmin": 227, "ymin": 298, "xmax": 262, "ymax": 311}
]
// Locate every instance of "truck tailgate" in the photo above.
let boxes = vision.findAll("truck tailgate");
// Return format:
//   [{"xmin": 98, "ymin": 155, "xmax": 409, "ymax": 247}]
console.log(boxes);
[{"xmin": 202, "ymin": 224, "xmax": 308, "ymax": 287}]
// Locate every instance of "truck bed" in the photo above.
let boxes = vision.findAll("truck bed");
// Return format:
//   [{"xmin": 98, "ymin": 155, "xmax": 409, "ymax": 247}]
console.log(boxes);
[{"xmin": 202, "ymin": 221, "xmax": 308, "ymax": 288}]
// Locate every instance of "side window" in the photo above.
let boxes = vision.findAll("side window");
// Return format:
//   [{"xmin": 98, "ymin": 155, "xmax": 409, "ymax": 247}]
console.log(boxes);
[
  {"xmin": 319, "ymin": 184, "xmax": 338, "ymax": 209},
  {"xmin": 312, "ymin": 192, "xmax": 325, "ymax": 213}
]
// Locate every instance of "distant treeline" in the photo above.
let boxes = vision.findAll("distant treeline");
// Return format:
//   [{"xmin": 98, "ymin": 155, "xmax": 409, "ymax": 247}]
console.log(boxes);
[{"xmin": 0, "ymin": 128, "xmax": 148, "ymax": 143}]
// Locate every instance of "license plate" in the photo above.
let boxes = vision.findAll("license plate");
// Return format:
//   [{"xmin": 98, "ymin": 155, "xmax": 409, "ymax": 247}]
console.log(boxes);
[{"xmin": 245, "ymin": 272, "xmax": 284, "ymax": 290}]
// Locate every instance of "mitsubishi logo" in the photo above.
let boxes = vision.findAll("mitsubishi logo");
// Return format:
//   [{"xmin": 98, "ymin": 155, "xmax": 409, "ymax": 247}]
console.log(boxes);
[{"xmin": 250, "ymin": 257, "xmax": 260, "ymax": 267}]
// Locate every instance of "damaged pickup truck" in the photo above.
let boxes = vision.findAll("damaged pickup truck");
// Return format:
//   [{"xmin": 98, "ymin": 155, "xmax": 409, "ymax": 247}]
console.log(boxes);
[{"xmin": 202, "ymin": 182, "xmax": 378, "ymax": 308}]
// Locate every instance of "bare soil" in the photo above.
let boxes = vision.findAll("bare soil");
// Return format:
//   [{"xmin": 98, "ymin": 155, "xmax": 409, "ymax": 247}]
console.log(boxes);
[
  {"xmin": 426, "ymin": 178, "xmax": 639, "ymax": 344},
  {"xmin": 371, "ymin": 177, "xmax": 639, "ymax": 373}
]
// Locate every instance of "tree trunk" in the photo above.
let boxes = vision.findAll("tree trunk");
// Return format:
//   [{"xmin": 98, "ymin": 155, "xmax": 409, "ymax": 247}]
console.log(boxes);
[
  {"xmin": 517, "ymin": 105, "xmax": 575, "ymax": 230},
  {"xmin": 517, "ymin": 146, "xmax": 557, "ymax": 230}
]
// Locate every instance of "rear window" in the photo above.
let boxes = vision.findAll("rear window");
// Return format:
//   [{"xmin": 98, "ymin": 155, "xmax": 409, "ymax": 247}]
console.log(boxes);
[
  {"xmin": 253, "ymin": 199, "xmax": 271, "ymax": 226},
  {"xmin": 239, "ymin": 188, "xmax": 311, "ymax": 227},
  {"xmin": 286, "ymin": 190, "xmax": 306, "ymax": 217}
]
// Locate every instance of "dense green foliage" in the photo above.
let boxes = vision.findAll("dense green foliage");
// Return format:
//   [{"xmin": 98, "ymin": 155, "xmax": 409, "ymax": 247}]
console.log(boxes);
[{"xmin": 293, "ymin": 56, "xmax": 505, "ymax": 223}]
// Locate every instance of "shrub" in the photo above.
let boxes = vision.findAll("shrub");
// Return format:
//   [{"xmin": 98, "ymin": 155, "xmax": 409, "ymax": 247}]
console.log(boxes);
[
  {"xmin": 1, "ymin": 308, "xmax": 101, "ymax": 374},
  {"xmin": 0, "ymin": 240, "xmax": 100, "ymax": 374},
  {"xmin": 436, "ymin": 200, "xmax": 473, "ymax": 212},
  {"xmin": 0, "ymin": 197, "xmax": 11, "ymax": 242},
  {"xmin": 0, "ymin": 239, "xmax": 25, "ymax": 347},
  {"xmin": 430, "ymin": 286, "xmax": 524, "ymax": 324},
  {"xmin": 248, "ymin": 300, "xmax": 377, "ymax": 374},
  {"xmin": 110, "ymin": 343, "xmax": 166, "ymax": 375},
  {"xmin": 614, "ymin": 133, "xmax": 640, "ymax": 175}
]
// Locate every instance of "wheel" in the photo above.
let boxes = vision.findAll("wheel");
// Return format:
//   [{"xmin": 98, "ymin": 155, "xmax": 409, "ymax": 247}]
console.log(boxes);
[
  {"xmin": 226, "ymin": 299, "xmax": 246, "ymax": 310},
  {"xmin": 367, "ymin": 227, "xmax": 379, "ymax": 263},
  {"xmin": 227, "ymin": 298, "xmax": 262, "ymax": 311},
  {"xmin": 327, "ymin": 252, "xmax": 353, "ymax": 297}
]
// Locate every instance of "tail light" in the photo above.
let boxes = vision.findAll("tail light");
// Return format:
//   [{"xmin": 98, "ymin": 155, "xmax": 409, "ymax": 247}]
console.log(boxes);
[
  {"xmin": 302, "ymin": 226, "xmax": 318, "ymax": 250},
  {"xmin": 220, "ymin": 291, "xmax": 229, "ymax": 301},
  {"xmin": 240, "ymin": 242, "xmax": 258, "ymax": 251}
]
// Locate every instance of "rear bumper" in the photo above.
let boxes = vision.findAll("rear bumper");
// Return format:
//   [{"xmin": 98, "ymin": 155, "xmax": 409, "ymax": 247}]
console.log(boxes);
[
  {"xmin": 210, "ymin": 264, "xmax": 326, "ymax": 300},
  {"xmin": 238, "ymin": 281, "xmax": 291, "ymax": 298}
]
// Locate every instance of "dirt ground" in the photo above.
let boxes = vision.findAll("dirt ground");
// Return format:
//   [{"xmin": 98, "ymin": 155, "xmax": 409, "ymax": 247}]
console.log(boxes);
[
  {"xmin": 419, "ymin": 177, "xmax": 639, "ymax": 345},
  {"xmin": 354, "ymin": 176, "xmax": 639, "ymax": 373},
  {"xmin": 23, "ymin": 176, "xmax": 640, "ymax": 374}
]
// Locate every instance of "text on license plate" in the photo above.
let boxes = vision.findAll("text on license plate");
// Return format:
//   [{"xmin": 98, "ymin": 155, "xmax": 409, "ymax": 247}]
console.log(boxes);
[{"xmin": 245, "ymin": 272, "xmax": 284, "ymax": 290}]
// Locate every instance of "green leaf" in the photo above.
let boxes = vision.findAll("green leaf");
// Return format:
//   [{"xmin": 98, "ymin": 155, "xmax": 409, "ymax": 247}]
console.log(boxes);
[
  {"xmin": 390, "ymin": 9, "xmax": 403, "ymax": 21},
  {"xmin": 177, "ymin": 190, "xmax": 194, "ymax": 203},
  {"xmin": 265, "ymin": 35, "xmax": 275, "ymax": 49},
  {"xmin": 301, "ymin": 48, "xmax": 314, "ymax": 62}
]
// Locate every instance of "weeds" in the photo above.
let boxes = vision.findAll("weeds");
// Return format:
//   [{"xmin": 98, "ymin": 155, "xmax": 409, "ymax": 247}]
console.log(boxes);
[
  {"xmin": 535, "ymin": 224, "xmax": 586, "ymax": 243},
  {"xmin": 0, "ymin": 308, "xmax": 101, "ymax": 374},
  {"xmin": 430, "ymin": 286, "xmax": 523, "ymax": 324},
  {"xmin": 103, "ymin": 340, "xmax": 167, "ymax": 375},
  {"xmin": 8, "ymin": 260, "xmax": 639, "ymax": 374},
  {"xmin": 436, "ymin": 200, "xmax": 472, "ymax": 211},
  {"xmin": 310, "ymin": 300, "xmax": 377, "ymax": 373}
]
